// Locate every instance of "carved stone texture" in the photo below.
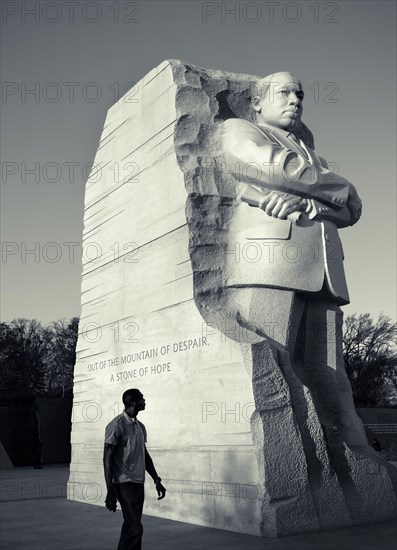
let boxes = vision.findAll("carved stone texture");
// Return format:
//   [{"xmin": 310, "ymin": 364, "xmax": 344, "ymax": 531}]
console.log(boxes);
[
  {"xmin": 69, "ymin": 60, "xmax": 396, "ymax": 539},
  {"xmin": 172, "ymin": 60, "xmax": 397, "ymax": 536},
  {"xmin": 69, "ymin": 60, "xmax": 262, "ymax": 537}
]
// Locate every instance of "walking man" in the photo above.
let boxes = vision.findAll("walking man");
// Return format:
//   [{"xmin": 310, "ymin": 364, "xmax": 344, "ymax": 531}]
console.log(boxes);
[{"xmin": 103, "ymin": 388, "xmax": 166, "ymax": 550}]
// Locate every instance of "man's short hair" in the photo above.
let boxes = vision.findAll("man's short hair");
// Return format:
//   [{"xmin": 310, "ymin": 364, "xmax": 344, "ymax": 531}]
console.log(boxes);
[
  {"xmin": 253, "ymin": 75, "xmax": 274, "ymax": 100},
  {"xmin": 253, "ymin": 71, "xmax": 298, "ymax": 99},
  {"xmin": 122, "ymin": 389, "xmax": 142, "ymax": 406}
]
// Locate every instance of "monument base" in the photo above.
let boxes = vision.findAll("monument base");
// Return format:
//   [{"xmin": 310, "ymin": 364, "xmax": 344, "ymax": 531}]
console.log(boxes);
[{"xmin": 68, "ymin": 59, "xmax": 397, "ymax": 538}]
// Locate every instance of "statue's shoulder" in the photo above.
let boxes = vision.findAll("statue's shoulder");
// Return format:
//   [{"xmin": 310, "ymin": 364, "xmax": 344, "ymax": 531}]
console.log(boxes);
[
  {"xmin": 218, "ymin": 118, "xmax": 268, "ymax": 148},
  {"xmin": 221, "ymin": 117, "xmax": 259, "ymax": 135}
]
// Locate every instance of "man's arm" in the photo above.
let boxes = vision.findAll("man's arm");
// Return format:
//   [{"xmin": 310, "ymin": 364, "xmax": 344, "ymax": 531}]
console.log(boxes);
[
  {"xmin": 304, "ymin": 186, "xmax": 361, "ymax": 227},
  {"xmin": 145, "ymin": 446, "xmax": 166, "ymax": 500},
  {"xmin": 239, "ymin": 183, "xmax": 355, "ymax": 228},
  {"xmin": 305, "ymin": 198, "xmax": 352, "ymax": 228},
  {"xmin": 219, "ymin": 118, "xmax": 352, "ymax": 211},
  {"xmin": 317, "ymin": 156, "xmax": 362, "ymax": 226},
  {"xmin": 103, "ymin": 443, "xmax": 117, "ymax": 512}
]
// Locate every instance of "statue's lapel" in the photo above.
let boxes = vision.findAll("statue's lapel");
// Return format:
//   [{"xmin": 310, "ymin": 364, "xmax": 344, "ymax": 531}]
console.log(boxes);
[{"xmin": 256, "ymin": 122, "xmax": 312, "ymax": 163}]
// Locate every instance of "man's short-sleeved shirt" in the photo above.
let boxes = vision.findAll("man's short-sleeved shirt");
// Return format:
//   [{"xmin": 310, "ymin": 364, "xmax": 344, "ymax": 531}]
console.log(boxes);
[{"xmin": 104, "ymin": 411, "xmax": 147, "ymax": 484}]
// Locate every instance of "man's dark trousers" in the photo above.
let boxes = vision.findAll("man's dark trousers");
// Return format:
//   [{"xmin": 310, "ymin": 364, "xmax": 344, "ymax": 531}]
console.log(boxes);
[{"xmin": 115, "ymin": 482, "xmax": 144, "ymax": 550}]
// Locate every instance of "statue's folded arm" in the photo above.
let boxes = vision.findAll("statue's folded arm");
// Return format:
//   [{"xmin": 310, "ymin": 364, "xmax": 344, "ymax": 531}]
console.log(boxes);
[{"xmin": 218, "ymin": 118, "xmax": 353, "ymax": 215}]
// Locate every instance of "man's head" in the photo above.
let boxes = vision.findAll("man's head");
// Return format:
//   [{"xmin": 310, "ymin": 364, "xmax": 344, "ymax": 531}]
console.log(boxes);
[
  {"xmin": 253, "ymin": 72, "xmax": 304, "ymax": 131},
  {"xmin": 122, "ymin": 388, "xmax": 146, "ymax": 418}
]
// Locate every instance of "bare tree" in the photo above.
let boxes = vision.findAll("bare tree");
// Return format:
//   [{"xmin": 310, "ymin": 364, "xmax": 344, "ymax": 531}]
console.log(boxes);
[
  {"xmin": 0, "ymin": 317, "xmax": 79, "ymax": 402},
  {"xmin": 343, "ymin": 313, "xmax": 397, "ymax": 407},
  {"xmin": 0, "ymin": 319, "xmax": 52, "ymax": 401},
  {"xmin": 45, "ymin": 317, "xmax": 79, "ymax": 397},
  {"xmin": 0, "ymin": 323, "xmax": 18, "ymax": 394}
]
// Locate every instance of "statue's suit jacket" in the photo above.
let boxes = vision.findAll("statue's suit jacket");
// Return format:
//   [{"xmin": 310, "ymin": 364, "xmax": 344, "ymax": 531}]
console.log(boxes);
[{"xmin": 218, "ymin": 118, "xmax": 356, "ymax": 305}]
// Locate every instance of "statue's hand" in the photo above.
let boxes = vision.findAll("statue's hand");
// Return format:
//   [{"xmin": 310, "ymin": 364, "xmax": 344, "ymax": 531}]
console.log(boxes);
[{"xmin": 259, "ymin": 191, "xmax": 307, "ymax": 219}]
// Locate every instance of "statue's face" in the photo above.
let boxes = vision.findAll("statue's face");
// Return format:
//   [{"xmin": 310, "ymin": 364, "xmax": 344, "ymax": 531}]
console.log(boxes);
[{"xmin": 254, "ymin": 73, "xmax": 304, "ymax": 131}]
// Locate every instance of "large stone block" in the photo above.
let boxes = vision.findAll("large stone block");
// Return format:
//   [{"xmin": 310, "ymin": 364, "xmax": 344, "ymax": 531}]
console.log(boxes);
[{"xmin": 68, "ymin": 60, "xmax": 397, "ymax": 537}]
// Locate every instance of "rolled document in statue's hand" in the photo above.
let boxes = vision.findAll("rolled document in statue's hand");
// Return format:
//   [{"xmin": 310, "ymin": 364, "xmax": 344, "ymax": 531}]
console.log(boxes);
[
  {"xmin": 286, "ymin": 211, "xmax": 304, "ymax": 224},
  {"xmin": 239, "ymin": 184, "xmax": 306, "ymax": 225}
]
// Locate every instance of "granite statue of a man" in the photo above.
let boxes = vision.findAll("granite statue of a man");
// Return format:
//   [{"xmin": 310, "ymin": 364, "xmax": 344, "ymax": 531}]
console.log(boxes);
[
  {"xmin": 68, "ymin": 60, "xmax": 396, "ymax": 538},
  {"xmin": 217, "ymin": 71, "xmax": 371, "ymax": 455}
]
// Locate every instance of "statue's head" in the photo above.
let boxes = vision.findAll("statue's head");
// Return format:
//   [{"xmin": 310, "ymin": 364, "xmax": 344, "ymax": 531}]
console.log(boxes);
[{"xmin": 253, "ymin": 72, "xmax": 304, "ymax": 131}]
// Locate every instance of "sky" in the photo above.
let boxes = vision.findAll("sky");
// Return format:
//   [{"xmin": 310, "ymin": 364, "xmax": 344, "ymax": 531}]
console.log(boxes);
[{"xmin": 1, "ymin": 0, "xmax": 396, "ymax": 324}]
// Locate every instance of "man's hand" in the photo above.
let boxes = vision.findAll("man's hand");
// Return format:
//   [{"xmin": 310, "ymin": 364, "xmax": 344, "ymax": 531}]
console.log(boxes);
[
  {"xmin": 259, "ymin": 191, "xmax": 307, "ymax": 219},
  {"xmin": 155, "ymin": 479, "xmax": 166, "ymax": 500},
  {"xmin": 105, "ymin": 488, "xmax": 117, "ymax": 512}
]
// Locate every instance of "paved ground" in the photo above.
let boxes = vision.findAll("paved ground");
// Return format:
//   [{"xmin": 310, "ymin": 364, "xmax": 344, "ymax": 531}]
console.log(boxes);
[{"xmin": 1, "ymin": 465, "xmax": 396, "ymax": 550}]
